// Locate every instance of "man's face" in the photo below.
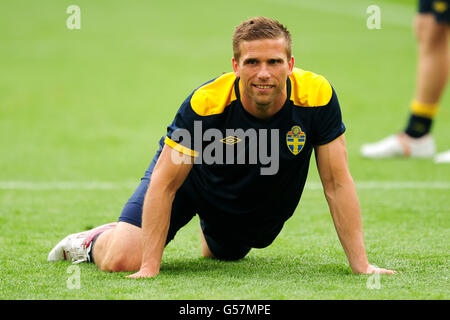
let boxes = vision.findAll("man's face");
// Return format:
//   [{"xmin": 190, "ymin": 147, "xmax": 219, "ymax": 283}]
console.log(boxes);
[{"xmin": 232, "ymin": 38, "xmax": 294, "ymax": 114}]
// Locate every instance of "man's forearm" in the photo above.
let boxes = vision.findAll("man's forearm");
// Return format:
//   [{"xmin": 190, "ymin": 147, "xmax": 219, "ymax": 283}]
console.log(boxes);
[
  {"xmin": 139, "ymin": 185, "xmax": 175, "ymax": 275},
  {"xmin": 316, "ymin": 136, "xmax": 395, "ymax": 275},
  {"xmin": 325, "ymin": 180, "xmax": 369, "ymax": 273},
  {"xmin": 126, "ymin": 145, "xmax": 193, "ymax": 279}
]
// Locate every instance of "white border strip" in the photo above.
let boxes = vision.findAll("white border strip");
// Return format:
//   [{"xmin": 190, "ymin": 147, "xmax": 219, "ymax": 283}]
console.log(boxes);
[{"xmin": 0, "ymin": 181, "xmax": 449, "ymax": 190}]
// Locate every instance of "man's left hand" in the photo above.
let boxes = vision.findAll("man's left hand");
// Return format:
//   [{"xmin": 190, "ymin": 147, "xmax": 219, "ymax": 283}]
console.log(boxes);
[{"xmin": 358, "ymin": 264, "xmax": 396, "ymax": 275}]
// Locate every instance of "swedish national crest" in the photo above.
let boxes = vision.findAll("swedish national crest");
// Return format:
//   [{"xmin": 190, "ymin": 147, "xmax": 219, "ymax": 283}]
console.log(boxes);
[{"xmin": 286, "ymin": 125, "xmax": 306, "ymax": 155}]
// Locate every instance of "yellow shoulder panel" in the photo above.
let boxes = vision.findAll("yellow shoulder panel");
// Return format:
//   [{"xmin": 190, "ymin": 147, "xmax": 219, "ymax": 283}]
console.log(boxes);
[
  {"xmin": 164, "ymin": 136, "xmax": 199, "ymax": 158},
  {"xmin": 190, "ymin": 72, "xmax": 237, "ymax": 116},
  {"xmin": 289, "ymin": 68, "xmax": 333, "ymax": 107}
]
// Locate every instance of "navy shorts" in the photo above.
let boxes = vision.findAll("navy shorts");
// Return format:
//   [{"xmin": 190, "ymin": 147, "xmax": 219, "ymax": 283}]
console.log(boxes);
[
  {"xmin": 118, "ymin": 137, "xmax": 251, "ymax": 261},
  {"xmin": 419, "ymin": 0, "xmax": 450, "ymax": 23}
]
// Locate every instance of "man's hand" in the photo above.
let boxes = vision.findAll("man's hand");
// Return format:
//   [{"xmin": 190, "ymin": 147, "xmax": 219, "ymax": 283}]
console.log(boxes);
[
  {"xmin": 358, "ymin": 264, "xmax": 396, "ymax": 275},
  {"xmin": 127, "ymin": 267, "xmax": 159, "ymax": 279},
  {"xmin": 353, "ymin": 264, "xmax": 397, "ymax": 274}
]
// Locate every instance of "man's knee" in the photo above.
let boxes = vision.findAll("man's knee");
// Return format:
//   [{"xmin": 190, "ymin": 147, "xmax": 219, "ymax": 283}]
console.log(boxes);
[
  {"xmin": 99, "ymin": 251, "xmax": 135, "ymax": 272},
  {"xmin": 201, "ymin": 230, "xmax": 251, "ymax": 261},
  {"xmin": 414, "ymin": 14, "xmax": 447, "ymax": 48},
  {"xmin": 98, "ymin": 253, "xmax": 121, "ymax": 272},
  {"xmin": 96, "ymin": 222, "xmax": 142, "ymax": 272},
  {"xmin": 214, "ymin": 249, "xmax": 250, "ymax": 261}
]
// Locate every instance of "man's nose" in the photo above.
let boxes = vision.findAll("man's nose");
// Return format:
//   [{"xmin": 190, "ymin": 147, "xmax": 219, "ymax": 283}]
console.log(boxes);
[{"xmin": 257, "ymin": 64, "xmax": 270, "ymax": 80}]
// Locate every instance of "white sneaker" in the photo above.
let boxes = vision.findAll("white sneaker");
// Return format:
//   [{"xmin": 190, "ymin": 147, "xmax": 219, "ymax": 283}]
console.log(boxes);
[
  {"xmin": 435, "ymin": 150, "xmax": 450, "ymax": 163},
  {"xmin": 47, "ymin": 230, "xmax": 92, "ymax": 264},
  {"xmin": 48, "ymin": 222, "xmax": 117, "ymax": 264},
  {"xmin": 360, "ymin": 133, "xmax": 436, "ymax": 159}
]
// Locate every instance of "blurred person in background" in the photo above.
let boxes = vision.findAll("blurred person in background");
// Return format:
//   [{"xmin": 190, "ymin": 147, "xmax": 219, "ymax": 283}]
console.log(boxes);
[{"xmin": 361, "ymin": 0, "xmax": 450, "ymax": 163}]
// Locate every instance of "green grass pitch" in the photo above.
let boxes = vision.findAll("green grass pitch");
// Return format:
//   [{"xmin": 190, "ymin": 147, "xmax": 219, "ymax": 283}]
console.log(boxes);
[{"xmin": 0, "ymin": 0, "xmax": 449, "ymax": 299}]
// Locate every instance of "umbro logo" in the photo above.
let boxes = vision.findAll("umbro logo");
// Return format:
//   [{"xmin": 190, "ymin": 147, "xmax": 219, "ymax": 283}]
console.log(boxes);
[{"xmin": 221, "ymin": 136, "xmax": 242, "ymax": 145}]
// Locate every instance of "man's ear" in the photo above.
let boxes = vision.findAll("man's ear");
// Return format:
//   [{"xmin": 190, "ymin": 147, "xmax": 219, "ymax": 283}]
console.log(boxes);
[
  {"xmin": 288, "ymin": 56, "xmax": 294, "ymax": 76},
  {"xmin": 232, "ymin": 57, "xmax": 239, "ymax": 77}
]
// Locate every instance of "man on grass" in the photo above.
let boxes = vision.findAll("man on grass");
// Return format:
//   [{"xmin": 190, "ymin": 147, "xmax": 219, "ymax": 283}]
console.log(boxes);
[{"xmin": 48, "ymin": 17, "xmax": 395, "ymax": 277}]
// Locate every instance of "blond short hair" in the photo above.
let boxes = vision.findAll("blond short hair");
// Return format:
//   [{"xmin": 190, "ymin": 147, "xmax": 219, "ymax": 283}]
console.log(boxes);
[{"xmin": 232, "ymin": 17, "xmax": 292, "ymax": 62}]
